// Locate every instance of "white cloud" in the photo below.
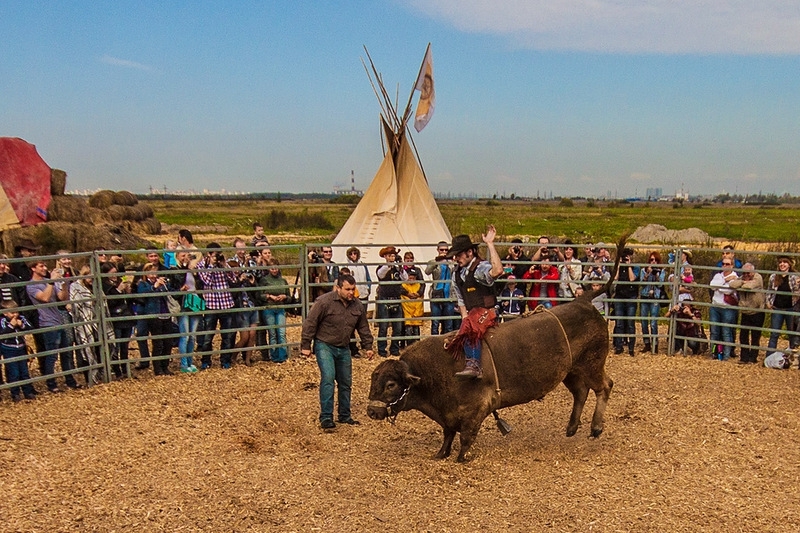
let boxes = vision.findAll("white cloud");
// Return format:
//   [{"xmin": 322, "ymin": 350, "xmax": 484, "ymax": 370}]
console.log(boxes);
[
  {"xmin": 100, "ymin": 55, "xmax": 152, "ymax": 71},
  {"xmin": 403, "ymin": 1, "xmax": 800, "ymax": 54}
]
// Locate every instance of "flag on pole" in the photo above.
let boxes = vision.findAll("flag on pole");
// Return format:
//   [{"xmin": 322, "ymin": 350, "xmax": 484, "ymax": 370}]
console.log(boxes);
[{"xmin": 414, "ymin": 45, "xmax": 435, "ymax": 132}]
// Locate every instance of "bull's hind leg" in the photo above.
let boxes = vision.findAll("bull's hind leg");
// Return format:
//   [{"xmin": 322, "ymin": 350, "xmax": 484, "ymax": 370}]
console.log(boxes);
[
  {"xmin": 588, "ymin": 373, "xmax": 614, "ymax": 438},
  {"xmin": 435, "ymin": 427, "xmax": 456, "ymax": 459},
  {"xmin": 562, "ymin": 372, "xmax": 589, "ymax": 437}
]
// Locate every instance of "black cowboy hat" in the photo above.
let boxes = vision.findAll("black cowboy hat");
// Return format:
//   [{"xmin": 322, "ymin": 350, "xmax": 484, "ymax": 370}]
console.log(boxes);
[
  {"xmin": 445, "ymin": 234, "xmax": 478, "ymax": 258},
  {"xmin": 14, "ymin": 238, "xmax": 40, "ymax": 252}
]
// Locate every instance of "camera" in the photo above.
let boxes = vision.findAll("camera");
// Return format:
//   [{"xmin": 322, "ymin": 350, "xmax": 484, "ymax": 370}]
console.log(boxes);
[
  {"xmin": 215, "ymin": 252, "xmax": 225, "ymax": 264},
  {"xmin": 512, "ymin": 246, "xmax": 521, "ymax": 254}
]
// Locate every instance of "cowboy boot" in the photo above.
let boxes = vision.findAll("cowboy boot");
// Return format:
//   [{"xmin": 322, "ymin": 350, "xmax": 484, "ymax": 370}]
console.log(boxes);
[{"xmin": 455, "ymin": 359, "xmax": 483, "ymax": 379}]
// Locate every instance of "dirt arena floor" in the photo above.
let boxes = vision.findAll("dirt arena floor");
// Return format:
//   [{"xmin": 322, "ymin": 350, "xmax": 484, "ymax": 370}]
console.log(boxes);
[{"xmin": 2, "ymin": 331, "xmax": 799, "ymax": 532}]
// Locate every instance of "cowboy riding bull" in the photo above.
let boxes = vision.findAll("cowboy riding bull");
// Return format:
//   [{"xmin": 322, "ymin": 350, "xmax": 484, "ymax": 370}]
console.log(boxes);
[{"xmin": 367, "ymin": 231, "xmax": 623, "ymax": 462}]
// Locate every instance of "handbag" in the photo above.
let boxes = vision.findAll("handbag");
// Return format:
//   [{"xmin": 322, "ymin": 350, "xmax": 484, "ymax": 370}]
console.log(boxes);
[
  {"xmin": 183, "ymin": 292, "xmax": 206, "ymax": 313},
  {"xmin": 166, "ymin": 295, "xmax": 181, "ymax": 315},
  {"xmin": 723, "ymin": 292, "xmax": 739, "ymax": 306}
]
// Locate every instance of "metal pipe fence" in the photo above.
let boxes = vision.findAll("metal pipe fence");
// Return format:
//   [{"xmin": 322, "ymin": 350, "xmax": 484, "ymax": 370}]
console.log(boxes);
[{"xmin": 1, "ymin": 242, "xmax": 798, "ymax": 395}]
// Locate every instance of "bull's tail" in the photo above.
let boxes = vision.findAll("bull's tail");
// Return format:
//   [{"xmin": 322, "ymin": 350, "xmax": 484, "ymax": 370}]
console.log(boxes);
[{"xmin": 580, "ymin": 233, "xmax": 629, "ymax": 302}]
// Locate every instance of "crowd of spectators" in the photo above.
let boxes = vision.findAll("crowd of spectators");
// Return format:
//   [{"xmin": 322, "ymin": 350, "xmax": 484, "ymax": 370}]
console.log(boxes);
[{"xmin": 2, "ymin": 231, "xmax": 799, "ymax": 403}]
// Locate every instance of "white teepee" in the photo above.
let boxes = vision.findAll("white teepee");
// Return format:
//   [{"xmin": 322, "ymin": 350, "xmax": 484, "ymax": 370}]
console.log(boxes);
[{"xmin": 332, "ymin": 47, "xmax": 450, "ymax": 280}]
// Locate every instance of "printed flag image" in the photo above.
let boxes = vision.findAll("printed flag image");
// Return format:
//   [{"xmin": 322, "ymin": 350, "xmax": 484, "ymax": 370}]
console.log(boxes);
[{"xmin": 414, "ymin": 45, "xmax": 435, "ymax": 133}]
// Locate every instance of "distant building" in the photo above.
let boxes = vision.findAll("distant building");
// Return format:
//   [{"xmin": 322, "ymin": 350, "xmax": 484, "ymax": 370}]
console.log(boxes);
[{"xmin": 645, "ymin": 187, "xmax": 662, "ymax": 199}]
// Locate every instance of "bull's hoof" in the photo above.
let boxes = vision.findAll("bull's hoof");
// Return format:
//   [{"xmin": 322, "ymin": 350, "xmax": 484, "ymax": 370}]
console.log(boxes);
[
  {"xmin": 565, "ymin": 426, "xmax": 578, "ymax": 437},
  {"xmin": 590, "ymin": 428, "xmax": 604, "ymax": 438},
  {"xmin": 433, "ymin": 451, "xmax": 449, "ymax": 460}
]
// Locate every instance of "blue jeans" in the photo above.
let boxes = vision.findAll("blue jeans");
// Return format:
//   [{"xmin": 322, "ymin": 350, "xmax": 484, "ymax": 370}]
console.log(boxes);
[
  {"xmin": 710, "ymin": 305, "xmax": 738, "ymax": 359},
  {"xmin": 430, "ymin": 300, "xmax": 455, "ymax": 335},
  {"xmin": 177, "ymin": 313, "xmax": 201, "ymax": 368},
  {"xmin": 640, "ymin": 301, "xmax": 661, "ymax": 346},
  {"xmin": 612, "ymin": 301, "xmax": 637, "ymax": 351},
  {"xmin": 376, "ymin": 301, "xmax": 403, "ymax": 356},
  {"xmin": 261, "ymin": 308, "xmax": 287, "ymax": 362},
  {"xmin": 42, "ymin": 328, "xmax": 78, "ymax": 389},
  {"xmin": 200, "ymin": 312, "xmax": 235, "ymax": 366},
  {"xmin": 768, "ymin": 308, "xmax": 798, "ymax": 350},
  {"xmin": 314, "ymin": 340, "xmax": 353, "ymax": 422},
  {"xmin": 0, "ymin": 345, "xmax": 36, "ymax": 397}
]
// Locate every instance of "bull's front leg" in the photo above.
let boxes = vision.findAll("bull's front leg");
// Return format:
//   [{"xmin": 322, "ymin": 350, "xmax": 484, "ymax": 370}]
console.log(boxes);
[{"xmin": 434, "ymin": 428, "xmax": 456, "ymax": 459}]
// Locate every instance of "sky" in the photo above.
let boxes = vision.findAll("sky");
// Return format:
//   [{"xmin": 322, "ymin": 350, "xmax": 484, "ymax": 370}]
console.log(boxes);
[{"xmin": 2, "ymin": 1, "xmax": 800, "ymax": 198}]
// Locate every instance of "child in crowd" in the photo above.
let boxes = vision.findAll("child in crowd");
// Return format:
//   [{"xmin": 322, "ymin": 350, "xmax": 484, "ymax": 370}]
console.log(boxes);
[
  {"xmin": 163, "ymin": 239, "xmax": 178, "ymax": 269},
  {"xmin": 0, "ymin": 300, "xmax": 37, "ymax": 401},
  {"xmin": 678, "ymin": 265, "xmax": 694, "ymax": 302},
  {"xmin": 400, "ymin": 270, "xmax": 424, "ymax": 346},
  {"xmin": 498, "ymin": 275, "xmax": 525, "ymax": 321},
  {"xmin": 584, "ymin": 271, "xmax": 609, "ymax": 318}
]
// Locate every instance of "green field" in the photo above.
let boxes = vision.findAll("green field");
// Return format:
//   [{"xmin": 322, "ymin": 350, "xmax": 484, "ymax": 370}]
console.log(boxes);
[{"xmin": 148, "ymin": 198, "xmax": 800, "ymax": 244}]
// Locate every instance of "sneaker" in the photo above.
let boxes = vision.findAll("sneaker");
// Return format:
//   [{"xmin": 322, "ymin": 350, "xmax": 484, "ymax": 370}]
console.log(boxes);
[
  {"xmin": 24, "ymin": 392, "xmax": 37, "ymax": 400},
  {"xmin": 188, "ymin": 365, "xmax": 198, "ymax": 373},
  {"xmin": 221, "ymin": 362, "xmax": 231, "ymax": 369},
  {"xmin": 200, "ymin": 363, "xmax": 211, "ymax": 370},
  {"xmin": 180, "ymin": 367, "xmax": 194, "ymax": 373},
  {"xmin": 320, "ymin": 419, "xmax": 336, "ymax": 429},
  {"xmin": 11, "ymin": 395, "xmax": 22, "ymax": 403},
  {"xmin": 338, "ymin": 417, "xmax": 360, "ymax": 425}
]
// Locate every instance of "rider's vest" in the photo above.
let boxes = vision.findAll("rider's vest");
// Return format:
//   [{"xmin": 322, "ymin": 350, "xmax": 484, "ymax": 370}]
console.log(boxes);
[{"xmin": 455, "ymin": 260, "xmax": 497, "ymax": 310}]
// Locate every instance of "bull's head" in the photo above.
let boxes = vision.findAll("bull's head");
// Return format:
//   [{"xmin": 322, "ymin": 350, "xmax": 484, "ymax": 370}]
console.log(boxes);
[{"xmin": 367, "ymin": 359, "xmax": 421, "ymax": 421}]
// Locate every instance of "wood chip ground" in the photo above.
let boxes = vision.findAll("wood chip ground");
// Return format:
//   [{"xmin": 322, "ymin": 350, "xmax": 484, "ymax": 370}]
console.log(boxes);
[{"xmin": 1, "ymin": 324, "xmax": 798, "ymax": 532}]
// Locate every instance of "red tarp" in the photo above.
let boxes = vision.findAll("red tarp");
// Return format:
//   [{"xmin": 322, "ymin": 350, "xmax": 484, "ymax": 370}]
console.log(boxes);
[{"xmin": 0, "ymin": 137, "xmax": 51, "ymax": 228}]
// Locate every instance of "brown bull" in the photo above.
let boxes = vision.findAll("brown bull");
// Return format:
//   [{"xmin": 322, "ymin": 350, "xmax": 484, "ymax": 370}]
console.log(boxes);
[{"xmin": 367, "ymin": 296, "xmax": 614, "ymax": 462}]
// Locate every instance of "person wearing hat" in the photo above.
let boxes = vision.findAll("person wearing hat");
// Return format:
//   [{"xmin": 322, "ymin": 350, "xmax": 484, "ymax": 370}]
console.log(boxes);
[
  {"xmin": 728, "ymin": 262, "xmax": 765, "ymax": 364},
  {"xmin": 445, "ymin": 225, "xmax": 503, "ymax": 379},
  {"xmin": 375, "ymin": 246, "xmax": 408, "ymax": 357},
  {"xmin": 767, "ymin": 254, "xmax": 800, "ymax": 352},
  {"xmin": 10, "ymin": 239, "xmax": 39, "ymax": 281}
]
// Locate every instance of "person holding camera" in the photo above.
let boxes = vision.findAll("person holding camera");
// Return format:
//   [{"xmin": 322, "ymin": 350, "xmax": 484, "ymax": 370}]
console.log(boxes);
[
  {"xmin": 502, "ymin": 238, "xmax": 531, "ymax": 280},
  {"xmin": 308, "ymin": 247, "xmax": 339, "ymax": 302},
  {"xmin": 612, "ymin": 248, "xmax": 639, "ymax": 356},
  {"xmin": 376, "ymin": 246, "xmax": 408, "ymax": 357},
  {"xmin": 136, "ymin": 263, "xmax": 174, "ymax": 376},
  {"xmin": 523, "ymin": 253, "xmax": 560, "ymax": 310},
  {"xmin": 197, "ymin": 243, "xmax": 238, "ymax": 370},
  {"xmin": 426, "ymin": 241, "xmax": 457, "ymax": 335},
  {"xmin": 638, "ymin": 251, "xmax": 667, "ymax": 353},
  {"xmin": 231, "ymin": 238, "xmax": 260, "ymax": 366}
]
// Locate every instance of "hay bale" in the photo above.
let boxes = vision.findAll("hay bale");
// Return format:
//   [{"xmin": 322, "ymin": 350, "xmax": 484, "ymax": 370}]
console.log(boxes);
[
  {"xmin": 126, "ymin": 204, "xmax": 153, "ymax": 221},
  {"xmin": 106, "ymin": 205, "xmax": 133, "ymax": 221},
  {"xmin": 75, "ymin": 223, "xmax": 156, "ymax": 251},
  {"xmin": 50, "ymin": 169, "xmax": 67, "ymax": 196},
  {"xmin": 32, "ymin": 222, "xmax": 77, "ymax": 254},
  {"xmin": 88, "ymin": 190, "xmax": 116, "ymax": 209},
  {"xmin": 47, "ymin": 196, "xmax": 89, "ymax": 223},
  {"xmin": 87, "ymin": 207, "xmax": 111, "ymax": 224},
  {"xmin": 123, "ymin": 218, "xmax": 162, "ymax": 235},
  {"xmin": 112, "ymin": 191, "xmax": 138, "ymax": 206}
]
